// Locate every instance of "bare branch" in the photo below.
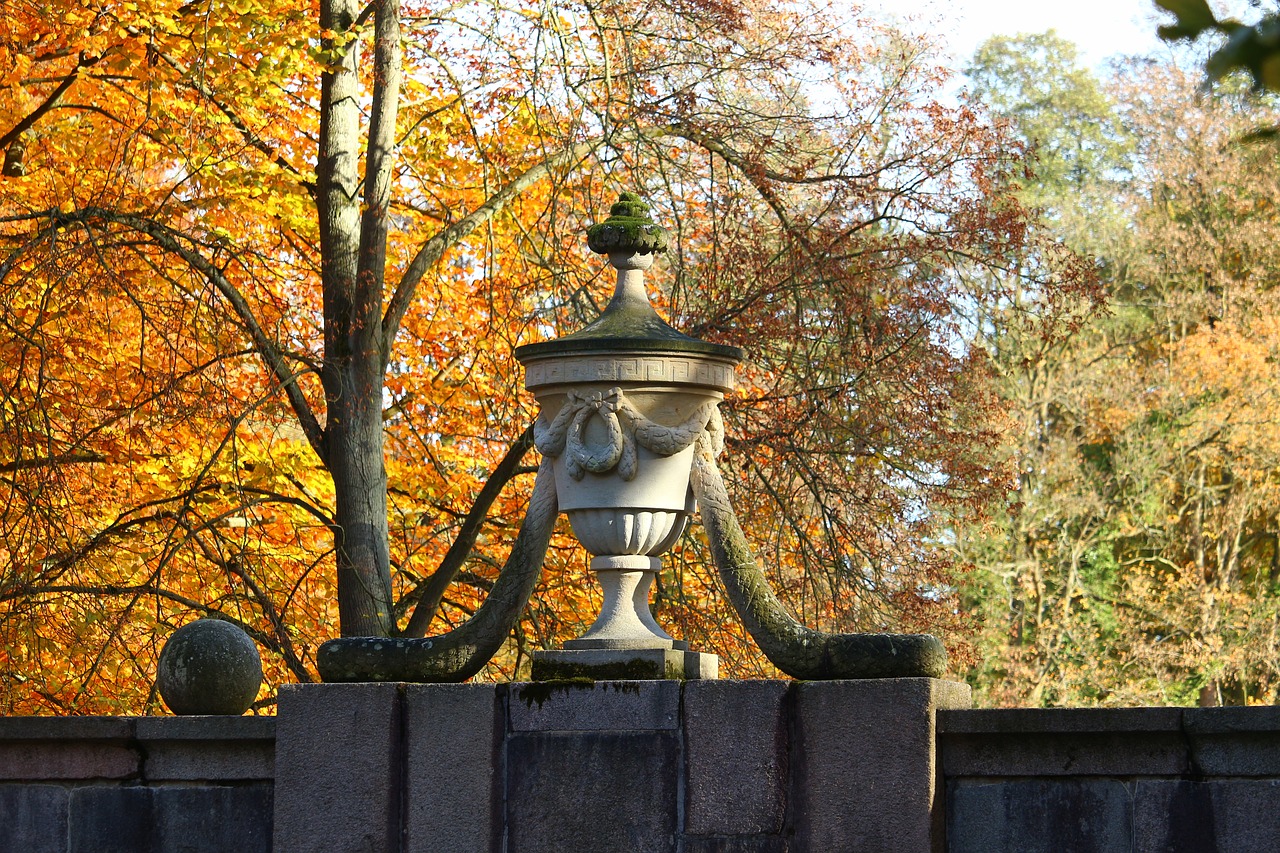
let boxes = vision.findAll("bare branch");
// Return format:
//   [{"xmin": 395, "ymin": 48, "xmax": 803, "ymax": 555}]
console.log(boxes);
[
  {"xmin": 0, "ymin": 53, "xmax": 98, "ymax": 153},
  {"xmin": 400, "ymin": 424, "xmax": 534, "ymax": 637}
]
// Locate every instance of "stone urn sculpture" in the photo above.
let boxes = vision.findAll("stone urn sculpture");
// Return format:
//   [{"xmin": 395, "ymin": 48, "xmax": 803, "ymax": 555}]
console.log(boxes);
[
  {"xmin": 515, "ymin": 193, "xmax": 741, "ymax": 680},
  {"xmin": 318, "ymin": 191, "xmax": 947, "ymax": 684}
]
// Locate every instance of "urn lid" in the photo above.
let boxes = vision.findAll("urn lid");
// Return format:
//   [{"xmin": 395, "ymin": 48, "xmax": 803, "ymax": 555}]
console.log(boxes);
[{"xmin": 514, "ymin": 193, "xmax": 744, "ymax": 364}]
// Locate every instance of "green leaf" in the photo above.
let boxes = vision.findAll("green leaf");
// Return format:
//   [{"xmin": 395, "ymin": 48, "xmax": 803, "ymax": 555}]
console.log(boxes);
[{"xmin": 1155, "ymin": 0, "xmax": 1219, "ymax": 40}]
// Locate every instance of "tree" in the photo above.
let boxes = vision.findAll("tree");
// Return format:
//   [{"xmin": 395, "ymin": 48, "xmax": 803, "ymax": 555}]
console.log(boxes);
[
  {"xmin": 0, "ymin": 0, "xmax": 1086, "ymax": 711},
  {"xmin": 957, "ymin": 36, "xmax": 1280, "ymax": 707}
]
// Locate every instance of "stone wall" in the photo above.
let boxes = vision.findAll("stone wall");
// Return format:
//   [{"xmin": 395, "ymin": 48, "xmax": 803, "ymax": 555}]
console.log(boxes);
[
  {"xmin": 940, "ymin": 706, "xmax": 1280, "ymax": 853},
  {"xmin": 6, "ymin": 682, "xmax": 1280, "ymax": 852},
  {"xmin": 0, "ymin": 715, "xmax": 274, "ymax": 853}
]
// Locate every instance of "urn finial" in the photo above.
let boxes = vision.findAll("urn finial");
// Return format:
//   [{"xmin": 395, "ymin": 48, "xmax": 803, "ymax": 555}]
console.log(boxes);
[{"xmin": 586, "ymin": 192, "xmax": 669, "ymax": 256}]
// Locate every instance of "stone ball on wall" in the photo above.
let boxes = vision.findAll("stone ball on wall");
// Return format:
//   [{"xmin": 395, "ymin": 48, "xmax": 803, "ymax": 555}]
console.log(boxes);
[{"xmin": 156, "ymin": 618, "xmax": 263, "ymax": 715}]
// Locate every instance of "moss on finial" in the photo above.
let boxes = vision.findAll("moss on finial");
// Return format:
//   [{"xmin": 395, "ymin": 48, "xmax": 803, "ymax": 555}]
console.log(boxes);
[{"xmin": 586, "ymin": 192, "xmax": 669, "ymax": 255}]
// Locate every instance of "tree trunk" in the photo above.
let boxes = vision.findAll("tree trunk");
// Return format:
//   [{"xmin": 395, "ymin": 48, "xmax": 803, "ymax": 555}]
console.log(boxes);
[{"xmin": 317, "ymin": 0, "xmax": 396, "ymax": 636}]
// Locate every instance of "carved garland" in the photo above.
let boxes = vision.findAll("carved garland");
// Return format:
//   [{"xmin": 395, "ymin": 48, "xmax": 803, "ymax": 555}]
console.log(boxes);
[{"xmin": 534, "ymin": 386, "xmax": 724, "ymax": 481}]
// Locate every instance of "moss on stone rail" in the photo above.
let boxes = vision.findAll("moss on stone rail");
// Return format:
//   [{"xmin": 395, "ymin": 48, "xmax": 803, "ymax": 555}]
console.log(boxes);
[{"xmin": 586, "ymin": 192, "xmax": 669, "ymax": 255}]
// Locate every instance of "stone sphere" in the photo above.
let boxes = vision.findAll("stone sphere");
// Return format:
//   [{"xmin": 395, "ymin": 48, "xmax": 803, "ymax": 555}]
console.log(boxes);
[{"xmin": 156, "ymin": 619, "xmax": 263, "ymax": 715}]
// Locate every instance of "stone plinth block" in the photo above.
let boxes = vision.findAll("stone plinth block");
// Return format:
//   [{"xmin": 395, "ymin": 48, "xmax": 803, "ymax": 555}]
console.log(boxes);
[
  {"xmin": 682, "ymin": 680, "xmax": 787, "ymax": 836},
  {"xmin": 403, "ymin": 684, "xmax": 504, "ymax": 853},
  {"xmin": 273, "ymin": 683, "xmax": 402, "ymax": 853},
  {"xmin": 531, "ymin": 648, "xmax": 716, "ymax": 681},
  {"xmin": 510, "ymin": 679, "xmax": 680, "ymax": 731},
  {"xmin": 791, "ymin": 678, "xmax": 970, "ymax": 853},
  {"xmin": 507, "ymin": 731, "xmax": 679, "ymax": 853}
]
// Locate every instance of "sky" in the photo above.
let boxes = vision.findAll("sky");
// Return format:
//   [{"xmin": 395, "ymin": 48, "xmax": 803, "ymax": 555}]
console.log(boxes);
[{"xmin": 864, "ymin": 0, "xmax": 1173, "ymax": 69}]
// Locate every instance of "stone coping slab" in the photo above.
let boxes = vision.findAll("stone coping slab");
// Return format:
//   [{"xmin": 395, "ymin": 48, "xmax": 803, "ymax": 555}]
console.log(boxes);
[
  {"xmin": 939, "ymin": 708, "xmax": 1186, "ymax": 734},
  {"xmin": 0, "ymin": 717, "xmax": 135, "ymax": 740},
  {"xmin": 0, "ymin": 715, "xmax": 276, "ymax": 783},
  {"xmin": 0, "ymin": 715, "xmax": 274, "ymax": 741},
  {"xmin": 940, "ymin": 706, "xmax": 1280, "ymax": 736},
  {"xmin": 941, "ymin": 706, "xmax": 1280, "ymax": 779}
]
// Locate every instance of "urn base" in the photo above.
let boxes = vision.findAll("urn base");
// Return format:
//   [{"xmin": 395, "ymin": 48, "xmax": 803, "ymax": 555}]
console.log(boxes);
[{"xmin": 531, "ymin": 648, "xmax": 718, "ymax": 681}]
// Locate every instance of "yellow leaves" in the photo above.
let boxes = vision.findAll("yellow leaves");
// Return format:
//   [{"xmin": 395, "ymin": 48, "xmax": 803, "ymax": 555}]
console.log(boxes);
[{"xmin": 1, "ymin": 52, "xmax": 33, "ymax": 89}]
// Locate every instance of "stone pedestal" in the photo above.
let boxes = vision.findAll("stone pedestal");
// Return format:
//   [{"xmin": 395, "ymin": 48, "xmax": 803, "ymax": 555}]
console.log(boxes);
[
  {"xmin": 270, "ymin": 677, "xmax": 969, "ymax": 853},
  {"xmin": 791, "ymin": 678, "xmax": 972, "ymax": 853}
]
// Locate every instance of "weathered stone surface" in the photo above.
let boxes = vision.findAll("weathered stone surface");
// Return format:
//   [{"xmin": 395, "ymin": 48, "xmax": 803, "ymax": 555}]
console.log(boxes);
[
  {"xmin": 137, "ymin": 715, "xmax": 274, "ymax": 781},
  {"xmin": 510, "ymin": 679, "xmax": 680, "ymax": 731},
  {"xmin": 791, "ymin": 678, "xmax": 970, "ymax": 853},
  {"xmin": 1183, "ymin": 708, "xmax": 1280, "ymax": 775},
  {"xmin": 1133, "ymin": 780, "xmax": 1280, "ymax": 853},
  {"xmin": 146, "ymin": 738, "xmax": 275, "ymax": 781},
  {"xmin": 152, "ymin": 785, "xmax": 273, "ymax": 853},
  {"xmin": 133, "ymin": 715, "xmax": 275, "ymax": 741},
  {"xmin": 0, "ymin": 784, "xmax": 68, "ymax": 853},
  {"xmin": 273, "ymin": 683, "xmax": 402, "ymax": 853},
  {"xmin": 678, "ymin": 837, "xmax": 787, "ymax": 853},
  {"xmin": 531, "ymin": 647, "xmax": 715, "ymax": 680},
  {"xmin": 68, "ymin": 786, "xmax": 153, "ymax": 853},
  {"xmin": 940, "ymin": 707, "xmax": 1185, "ymax": 734},
  {"xmin": 0, "ymin": 741, "xmax": 138, "ymax": 780},
  {"xmin": 403, "ymin": 684, "xmax": 503, "ymax": 853},
  {"xmin": 682, "ymin": 680, "xmax": 787, "ymax": 836},
  {"xmin": 0, "ymin": 717, "xmax": 134, "ymax": 740},
  {"xmin": 0, "ymin": 716, "xmax": 138, "ymax": 781},
  {"xmin": 507, "ymin": 731, "xmax": 678, "ymax": 853},
  {"xmin": 940, "ymin": 709, "xmax": 1189, "ymax": 777},
  {"xmin": 156, "ymin": 618, "xmax": 263, "ymax": 715},
  {"xmin": 947, "ymin": 779, "xmax": 1134, "ymax": 853}
]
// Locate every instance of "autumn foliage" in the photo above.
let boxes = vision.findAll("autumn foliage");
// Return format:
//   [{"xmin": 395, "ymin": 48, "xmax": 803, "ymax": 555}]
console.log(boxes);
[
  {"xmin": 0, "ymin": 0, "xmax": 1086, "ymax": 713},
  {"xmin": 957, "ymin": 39, "xmax": 1280, "ymax": 707}
]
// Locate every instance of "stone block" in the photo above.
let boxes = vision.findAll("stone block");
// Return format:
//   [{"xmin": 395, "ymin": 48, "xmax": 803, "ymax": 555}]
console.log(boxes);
[
  {"xmin": 152, "ymin": 784, "xmax": 273, "ymax": 853},
  {"xmin": 273, "ymin": 682, "xmax": 403, "ymax": 853},
  {"xmin": 137, "ymin": 715, "xmax": 275, "ymax": 781},
  {"xmin": 0, "ymin": 717, "xmax": 134, "ymax": 740},
  {"xmin": 68, "ymin": 785, "xmax": 154, "ymax": 853},
  {"xmin": 0, "ymin": 741, "xmax": 139, "ymax": 781},
  {"xmin": 0, "ymin": 712, "xmax": 139, "ymax": 781},
  {"xmin": 142, "ymin": 738, "xmax": 275, "ymax": 781},
  {"xmin": 790, "ymin": 678, "xmax": 970, "ymax": 853},
  {"xmin": 1134, "ymin": 780, "xmax": 1280, "ymax": 853},
  {"xmin": 678, "ymin": 837, "xmax": 787, "ymax": 853},
  {"xmin": 507, "ymin": 731, "xmax": 678, "ymax": 853},
  {"xmin": 403, "ymin": 684, "xmax": 504, "ymax": 853},
  {"xmin": 133, "ymin": 715, "xmax": 276, "ymax": 741},
  {"xmin": 1184, "ymin": 708, "xmax": 1280, "ymax": 776},
  {"xmin": 510, "ymin": 679, "xmax": 680, "ymax": 731},
  {"xmin": 0, "ymin": 784, "xmax": 68, "ymax": 853},
  {"xmin": 531, "ymin": 648, "xmax": 714, "ymax": 681},
  {"xmin": 682, "ymin": 680, "xmax": 787, "ymax": 835},
  {"xmin": 947, "ymin": 779, "xmax": 1134, "ymax": 853},
  {"xmin": 940, "ymin": 708, "xmax": 1189, "ymax": 777}
]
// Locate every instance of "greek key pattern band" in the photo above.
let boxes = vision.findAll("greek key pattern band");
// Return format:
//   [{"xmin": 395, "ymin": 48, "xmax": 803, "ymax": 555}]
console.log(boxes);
[{"xmin": 524, "ymin": 354, "xmax": 737, "ymax": 392}]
